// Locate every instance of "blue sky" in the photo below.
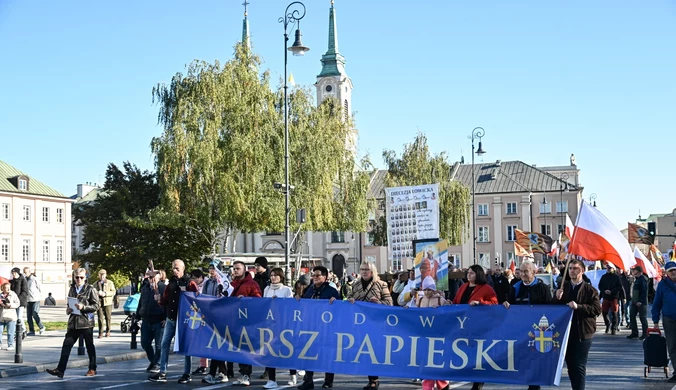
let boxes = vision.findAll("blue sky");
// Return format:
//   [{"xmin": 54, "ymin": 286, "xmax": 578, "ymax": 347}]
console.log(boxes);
[{"xmin": 1, "ymin": 0, "xmax": 674, "ymax": 229}]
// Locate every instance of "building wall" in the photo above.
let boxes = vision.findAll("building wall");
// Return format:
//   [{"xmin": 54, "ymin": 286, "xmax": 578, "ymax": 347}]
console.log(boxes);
[
  {"xmin": 0, "ymin": 192, "xmax": 73, "ymax": 300},
  {"xmin": 655, "ymin": 210, "xmax": 676, "ymax": 256}
]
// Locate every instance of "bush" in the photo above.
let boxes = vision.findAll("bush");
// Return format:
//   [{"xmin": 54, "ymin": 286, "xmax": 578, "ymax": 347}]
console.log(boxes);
[{"xmin": 87, "ymin": 269, "xmax": 129, "ymax": 292}]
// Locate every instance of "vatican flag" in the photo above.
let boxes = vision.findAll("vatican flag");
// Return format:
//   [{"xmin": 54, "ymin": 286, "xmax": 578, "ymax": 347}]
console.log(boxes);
[{"xmin": 288, "ymin": 72, "xmax": 296, "ymax": 87}]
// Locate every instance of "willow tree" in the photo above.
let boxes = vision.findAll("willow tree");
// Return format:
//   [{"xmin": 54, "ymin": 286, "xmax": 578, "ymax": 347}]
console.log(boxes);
[
  {"xmin": 150, "ymin": 44, "xmax": 370, "ymax": 252},
  {"xmin": 382, "ymin": 133, "xmax": 470, "ymax": 245}
]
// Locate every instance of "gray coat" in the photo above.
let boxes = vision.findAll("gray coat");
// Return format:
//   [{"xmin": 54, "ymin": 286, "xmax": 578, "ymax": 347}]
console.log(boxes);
[{"xmin": 26, "ymin": 275, "xmax": 42, "ymax": 303}]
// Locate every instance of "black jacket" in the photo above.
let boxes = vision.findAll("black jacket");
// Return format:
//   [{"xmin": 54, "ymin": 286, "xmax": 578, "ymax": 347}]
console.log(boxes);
[
  {"xmin": 10, "ymin": 275, "xmax": 28, "ymax": 307},
  {"xmin": 254, "ymin": 268, "xmax": 270, "ymax": 294},
  {"xmin": 137, "ymin": 280, "xmax": 166, "ymax": 324},
  {"xmin": 619, "ymin": 272, "xmax": 631, "ymax": 300},
  {"xmin": 492, "ymin": 274, "xmax": 512, "ymax": 304},
  {"xmin": 68, "ymin": 283, "xmax": 100, "ymax": 330},
  {"xmin": 552, "ymin": 281, "xmax": 601, "ymax": 341},
  {"xmin": 161, "ymin": 275, "xmax": 197, "ymax": 321},
  {"xmin": 509, "ymin": 279, "xmax": 552, "ymax": 305},
  {"xmin": 302, "ymin": 282, "xmax": 341, "ymax": 300},
  {"xmin": 598, "ymin": 271, "xmax": 622, "ymax": 300}
]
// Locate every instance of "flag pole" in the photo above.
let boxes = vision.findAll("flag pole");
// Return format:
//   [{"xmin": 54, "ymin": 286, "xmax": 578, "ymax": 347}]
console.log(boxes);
[{"xmin": 558, "ymin": 200, "xmax": 585, "ymax": 293}]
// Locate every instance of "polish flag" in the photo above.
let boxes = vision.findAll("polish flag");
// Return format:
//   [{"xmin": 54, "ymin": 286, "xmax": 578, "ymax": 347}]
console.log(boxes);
[
  {"xmin": 565, "ymin": 214, "xmax": 575, "ymax": 240},
  {"xmin": 634, "ymin": 247, "xmax": 658, "ymax": 278},
  {"xmin": 568, "ymin": 201, "xmax": 636, "ymax": 270},
  {"xmin": 509, "ymin": 259, "xmax": 516, "ymax": 273}
]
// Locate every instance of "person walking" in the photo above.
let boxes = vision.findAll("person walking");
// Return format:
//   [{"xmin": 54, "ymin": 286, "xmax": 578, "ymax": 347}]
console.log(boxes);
[
  {"xmin": 9, "ymin": 267, "xmax": 28, "ymax": 339},
  {"xmin": 627, "ymin": 265, "xmax": 649, "ymax": 340},
  {"xmin": 598, "ymin": 263, "xmax": 622, "ymax": 335},
  {"xmin": 148, "ymin": 259, "xmax": 199, "ymax": 384},
  {"xmin": 94, "ymin": 269, "xmax": 116, "ymax": 338},
  {"xmin": 651, "ymin": 261, "xmax": 676, "ymax": 382},
  {"xmin": 414, "ymin": 276, "xmax": 450, "ymax": 390},
  {"xmin": 201, "ymin": 264, "xmax": 231, "ymax": 385},
  {"xmin": 229, "ymin": 260, "xmax": 262, "ymax": 386},
  {"xmin": 619, "ymin": 269, "xmax": 631, "ymax": 328},
  {"xmin": 23, "ymin": 266, "xmax": 46, "ymax": 336},
  {"xmin": 262, "ymin": 268, "xmax": 296, "ymax": 389},
  {"xmin": 347, "ymin": 262, "xmax": 393, "ymax": 390},
  {"xmin": 137, "ymin": 270, "xmax": 166, "ymax": 374},
  {"xmin": 46, "ymin": 268, "xmax": 99, "ymax": 378},
  {"xmin": 552, "ymin": 259, "xmax": 601, "ymax": 390},
  {"xmin": 0, "ymin": 282, "xmax": 20, "ymax": 350}
]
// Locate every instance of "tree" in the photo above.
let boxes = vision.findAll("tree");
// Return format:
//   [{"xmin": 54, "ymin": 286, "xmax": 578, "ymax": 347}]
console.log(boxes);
[
  {"xmin": 382, "ymin": 133, "xmax": 470, "ymax": 245},
  {"xmin": 73, "ymin": 162, "xmax": 208, "ymax": 279},
  {"xmin": 151, "ymin": 44, "xmax": 370, "ymax": 251}
]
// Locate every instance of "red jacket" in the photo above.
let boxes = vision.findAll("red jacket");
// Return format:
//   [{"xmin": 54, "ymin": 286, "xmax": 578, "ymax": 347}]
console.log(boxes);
[
  {"xmin": 230, "ymin": 273, "xmax": 262, "ymax": 298},
  {"xmin": 453, "ymin": 283, "xmax": 498, "ymax": 305}
]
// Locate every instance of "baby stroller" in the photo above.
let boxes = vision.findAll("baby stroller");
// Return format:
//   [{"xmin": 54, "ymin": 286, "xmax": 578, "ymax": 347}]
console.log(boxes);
[{"xmin": 120, "ymin": 293, "xmax": 141, "ymax": 333}]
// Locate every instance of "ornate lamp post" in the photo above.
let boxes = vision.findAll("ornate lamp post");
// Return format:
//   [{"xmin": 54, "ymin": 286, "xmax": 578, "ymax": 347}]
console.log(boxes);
[
  {"xmin": 279, "ymin": 2, "xmax": 309, "ymax": 284},
  {"xmin": 468, "ymin": 127, "xmax": 486, "ymax": 265},
  {"xmin": 559, "ymin": 172, "xmax": 569, "ymax": 234},
  {"xmin": 589, "ymin": 193, "xmax": 597, "ymax": 208}
]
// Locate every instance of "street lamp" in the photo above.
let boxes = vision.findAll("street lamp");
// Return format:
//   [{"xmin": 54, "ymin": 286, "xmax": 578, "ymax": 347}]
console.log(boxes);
[
  {"xmin": 589, "ymin": 193, "xmax": 597, "ymax": 208},
  {"xmin": 279, "ymin": 1, "xmax": 309, "ymax": 285},
  {"xmin": 541, "ymin": 195, "xmax": 548, "ymax": 267},
  {"xmin": 559, "ymin": 172, "xmax": 569, "ymax": 234},
  {"xmin": 468, "ymin": 127, "xmax": 486, "ymax": 265}
]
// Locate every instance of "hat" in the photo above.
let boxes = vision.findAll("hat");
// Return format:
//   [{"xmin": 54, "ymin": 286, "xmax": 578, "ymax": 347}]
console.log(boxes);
[
  {"xmin": 254, "ymin": 256, "xmax": 268, "ymax": 268},
  {"xmin": 665, "ymin": 262, "xmax": 676, "ymax": 272},
  {"xmin": 298, "ymin": 273, "xmax": 311, "ymax": 286},
  {"xmin": 633, "ymin": 265, "xmax": 643, "ymax": 274},
  {"xmin": 347, "ymin": 275, "xmax": 354, "ymax": 282},
  {"xmin": 422, "ymin": 276, "xmax": 436, "ymax": 291},
  {"xmin": 11, "ymin": 267, "xmax": 20, "ymax": 274}
]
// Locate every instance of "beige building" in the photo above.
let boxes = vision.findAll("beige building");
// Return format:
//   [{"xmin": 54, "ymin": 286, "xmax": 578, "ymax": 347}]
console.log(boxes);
[
  {"xmin": 363, "ymin": 159, "xmax": 584, "ymax": 271},
  {"xmin": 648, "ymin": 210, "xmax": 676, "ymax": 258},
  {"xmin": 0, "ymin": 160, "xmax": 74, "ymax": 300}
]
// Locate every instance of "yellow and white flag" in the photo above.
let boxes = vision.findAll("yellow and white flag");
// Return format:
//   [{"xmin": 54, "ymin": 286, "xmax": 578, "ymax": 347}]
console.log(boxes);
[{"xmin": 288, "ymin": 72, "xmax": 296, "ymax": 87}]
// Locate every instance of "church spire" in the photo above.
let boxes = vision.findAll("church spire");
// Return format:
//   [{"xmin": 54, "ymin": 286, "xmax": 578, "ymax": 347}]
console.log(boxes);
[
  {"xmin": 242, "ymin": 0, "xmax": 250, "ymax": 49},
  {"xmin": 318, "ymin": 0, "xmax": 346, "ymax": 77}
]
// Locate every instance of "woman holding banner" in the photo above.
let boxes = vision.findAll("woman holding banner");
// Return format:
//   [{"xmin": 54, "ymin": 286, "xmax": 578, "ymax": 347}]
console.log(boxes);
[
  {"xmin": 452, "ymin": 265, "xmax": 497, "ymax": 390},
  {"xmin": 347, "ymin": 261, "xmax": 393, "ymax": 390}
]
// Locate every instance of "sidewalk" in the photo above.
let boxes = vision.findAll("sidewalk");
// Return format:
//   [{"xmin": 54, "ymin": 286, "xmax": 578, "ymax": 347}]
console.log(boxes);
[{"xmin": 0, "ymin": 298, "xmax": 148, "ymax": 378}]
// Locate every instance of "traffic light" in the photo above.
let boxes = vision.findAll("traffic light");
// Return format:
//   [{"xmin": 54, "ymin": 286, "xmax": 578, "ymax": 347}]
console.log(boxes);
[{"xmin": 648, "ymin": 221, "xmax": 656, "ymax": 237}]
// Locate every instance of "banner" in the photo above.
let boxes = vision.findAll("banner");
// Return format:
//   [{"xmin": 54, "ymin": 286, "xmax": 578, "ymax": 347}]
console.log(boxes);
[
  {"xmin": 627, "ymin": 222, "xmax": 654, "ymax": 245},
  {"xmin": 385, "ymin": 184, "xmax": 440, "ymax": 268},
  {"xmin": 177, "ymin": 293, "xmax": 573, "ymax": 386},
  {"xmin": 413, "ymin": 239, "xmax": 449, "ymax": 291}
]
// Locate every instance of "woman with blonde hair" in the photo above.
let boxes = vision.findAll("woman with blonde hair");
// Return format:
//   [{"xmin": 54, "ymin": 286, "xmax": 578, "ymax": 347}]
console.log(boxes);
[{"xmin": 347, "ymin": 261, "xmax": 393, "ymax": 389}]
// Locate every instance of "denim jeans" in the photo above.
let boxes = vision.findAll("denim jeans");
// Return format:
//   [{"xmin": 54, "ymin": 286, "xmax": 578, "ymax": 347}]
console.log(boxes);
[
  {"xmin": 159, "ymin": 319, "xmax": 191, "ymax": 375},
  {"xmin": 26, "ymin": 301, "xmax": 44, "ymax": 333},
  {"xmin": 630, "ymin": 303, "xmax": 648, "ymax": 337},
  {"xmin": 565, "ymin": 338, "xmax": 592, "ymax": 390},
  {"xmin": 141, "ymin": 320, "xmax": 164, "ymax": 366},
  {"xmin": 663, "ymin": 316, "xmax": 676, "ymax": 372},
  {"xmin": 0, "ymin": 320, "xmax": 16, "ymax": 348},
  {"xmin": 620, "ymin": 298, "xmax": 630, "ymax": 324}
]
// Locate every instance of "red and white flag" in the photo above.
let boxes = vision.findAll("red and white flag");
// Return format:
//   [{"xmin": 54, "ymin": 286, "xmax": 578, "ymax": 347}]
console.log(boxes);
[
  {"xmin": 650, "ymin": 252, "xmax": 664, "ymax": 282},
  {"xmin": 634, "ymin": 247, "xmax": 658, "ymax": 278},
  {"xmin": 565, "ymin": 214, "xmax": 575, "ymax": 240},
  {"xmin": 509, "ymin": 259, "xmax": 516, "ymax": 273},
  {"xmin": 568, "ymin": 201, "xmax": 636, "ymax": 270}
]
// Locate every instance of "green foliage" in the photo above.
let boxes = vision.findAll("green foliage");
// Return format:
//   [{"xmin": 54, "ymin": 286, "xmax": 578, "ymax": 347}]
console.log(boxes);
[
  {"xmin": 151, "ymin": 43, "xmax": 370, "ymax": 246},
  {"xmin": 87, "ymin": 270, "xmax": 129, "ymax": 291},
  {"xmin": 382, "ymin": 133, "xmax": 470, "ymax": 245},
  {"xmin": 73, "ymin": 162, "xmax": 209, "ymax": 279}
]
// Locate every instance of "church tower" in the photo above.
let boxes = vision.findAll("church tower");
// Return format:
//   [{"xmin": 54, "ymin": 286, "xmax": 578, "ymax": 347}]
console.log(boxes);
[
  {"xmin": 315, "ymin": 1, "xmax": 356, "ymax": 155},
  {"xmin": 241, "ymin": 0, "xmax": 250, "ymax": 49}
]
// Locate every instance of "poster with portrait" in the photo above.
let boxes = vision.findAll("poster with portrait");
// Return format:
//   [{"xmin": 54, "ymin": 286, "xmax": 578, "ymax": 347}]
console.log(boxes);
[
  {"xmin": 385, "ymin": 184, "xmax": 440, "ymax": 269},
  {"xmin": 412, "ymin": 238, "xmax": 449, "ymax": 291}
]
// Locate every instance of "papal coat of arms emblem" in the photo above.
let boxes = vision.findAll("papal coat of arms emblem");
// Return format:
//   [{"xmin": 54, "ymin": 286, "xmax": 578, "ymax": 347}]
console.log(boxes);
[
  {"xmin": 184, "ymin": 301, "xmax": 206, "ymax": 330},
  {"xmin": 528, "ymin": 315, "xmax": 561, "ymax": 353}
]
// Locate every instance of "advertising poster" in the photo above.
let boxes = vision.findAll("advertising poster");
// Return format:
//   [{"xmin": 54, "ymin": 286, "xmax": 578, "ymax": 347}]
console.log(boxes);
[
  {"xmin": 385, "ymin": 183, "xmax": 440, "ymax": 269},
  {"xmin": 413, "ymin": 238, "xmax": 449, "ymax": 291}
]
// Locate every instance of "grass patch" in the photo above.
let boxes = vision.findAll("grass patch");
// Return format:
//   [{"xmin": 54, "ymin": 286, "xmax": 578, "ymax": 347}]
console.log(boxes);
[{"xmin": 43, "ymin": 321, "xmax": 69, "ymax": 331}]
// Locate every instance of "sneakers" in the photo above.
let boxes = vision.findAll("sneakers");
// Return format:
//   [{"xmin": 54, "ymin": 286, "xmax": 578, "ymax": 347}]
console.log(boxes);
[
  {"xmin": 288, "ymin": 374, "xmax": 298, "ymax": 386},
  {"xmin": 178, "ymin": 374, "xmax": 191, "ymax": 384},
  {"xmin": 148, "ymin": 373, "xmax": 167, "ymax": 382},
  {"xmin": 263, "ymin": 380, "xmax": 279, "ymax": 389},
  {"xmin": 297, "ymin": 370, "xmax": 306, "ymax": 377},
  {"xmin": 39, "ymin": 326, "xmax": 46, "ymax": 335},
  {"xmin": 202, "ymin": 374, "xmax": 217, "ymax": 384},
  {"xmin": 233, "ymin": 375, "xmax": 251, "ymax": 386},
  {"xmin": 192, "ymin": 366, "xmax": 208, "ymax": 375},
  {"xmin": 146, "ymin": 364, "xmax": 160, "ymax": 373},
  {"xmin": 215, "ymin": 373, "xmax": 228, "ymax": 383},
  {"xmin": 26, "ymin": 332, "xmax": 36, "ymax": 336}
]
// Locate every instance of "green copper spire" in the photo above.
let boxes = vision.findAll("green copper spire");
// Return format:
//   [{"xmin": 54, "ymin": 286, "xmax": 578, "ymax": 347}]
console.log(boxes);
[
  {"xmin": 318, "ymin": 0, "xmax": 346, "ymax": 78},
  {"xmin": 242, "ymin": 0, "xmax": 250, "ymax": 49}
]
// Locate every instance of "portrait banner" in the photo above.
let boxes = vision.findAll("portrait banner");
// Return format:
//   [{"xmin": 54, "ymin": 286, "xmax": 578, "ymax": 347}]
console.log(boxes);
[
  {"xmin": 413, "ymin": 238, "xmax": 449, "ymax": 291},
  {"xmin": 177, "ymin": 293, "xmax": 572, "ymax": 386}
]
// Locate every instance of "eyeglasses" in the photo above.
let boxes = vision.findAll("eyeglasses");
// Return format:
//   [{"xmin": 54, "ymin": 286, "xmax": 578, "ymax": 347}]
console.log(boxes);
[
  {"xmin": 359, "ymin": 268, "xmax": 371, "ymax": 272},
  {"xmin": 75, "ymin": 276, "xmax": 85, "ymax": 280}
]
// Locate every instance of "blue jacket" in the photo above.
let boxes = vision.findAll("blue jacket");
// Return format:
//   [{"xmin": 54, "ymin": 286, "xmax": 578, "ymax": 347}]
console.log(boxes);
[
  {"xmin": 652, "ymin": 278, "xmax": 676, "ymax": 323},
  {"xmin": 302, "ymin": 282, "xmax": 341, "ymax": 300}
]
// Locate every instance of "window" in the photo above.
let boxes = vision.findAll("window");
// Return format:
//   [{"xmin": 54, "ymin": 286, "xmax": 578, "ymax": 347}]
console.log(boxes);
[
  {"xmin": 557, "ymin": 224, "xmax": 565, "ymax": 234},
  {"xmin": 22, "ymin": 239, "xmax": 30, "ymax": 262},
  {"xmin": 450, "ymin": 254, "xmax": 461, "ymax": 268},
  {"xmin": 378, "ymin": 200, "xmax": 385, "ymax": 210},
  {"xmin": 18, "ymin": 179, "xmax": 27, "ymax": 190},
  {"xmin": 478, "ymin": 253, "xmax": 491, "ymax": 268},
  {"xmin": 506, "ymin": 225, "xmax": 518, "ymax": 241},
  {"xmin": 392, "ymin": 258, "xmax": 402, "ymax": 272},
  {"xmin": 539, "ymin": 201, "xmax": 551, "ymax": 214},
  {"xmin": 56, "ymin": 208, "xmax": 64, "ymax": 223},
  {"xmin": 1, "ymin": 204, "xmax": 9, "ymax": 220},
  {"xmin": 56, "ymin": 240, "xmax": 64, "ymax": 262},
  {"xmin": 540, "ymin": 224, "xmax": 552, "ymax": 236},
  {"xmin": 556, "ymin": 201, "xmax": 568, "ymax": 213},
  {"xmin": 331, "ymin": 231, "xmax": 345, "ymax": 243},
  {"xmin": 42, "ymin": 207, "xmax": 50, "ymax": 223},
  {"xmin": 42, "ymin": 240, "xmax": 50, "ymax": 261},
  {"xmin": 478, "ymin": 226, "xmax": 490, "ymax": 242},
  {"xmin": 22, "ymin": 205, "xmax": 31, "ymax": 221},
  {"xmin": 506, "ymin": 202, "xmax": 517, "ymax": 215},
  {"xmin": 506, "ymin": 251, "xmax": 515, "ymax": 266},
  {"xmin": 0, "ymin": 238, "xmax": 9, "ymax": 262},
  {"xmin": 673, "ymin": 221, "xmax": 676, "ymax": 228},
  {"xmin": 477, "ymin": 204, "xmax": 488, "ymax": 216}
]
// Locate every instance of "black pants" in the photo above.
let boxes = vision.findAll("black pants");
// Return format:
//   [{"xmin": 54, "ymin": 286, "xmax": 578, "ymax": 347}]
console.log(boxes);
[
  {"xmin": 97, "ymin": 305, "xmax": 112, "ymax": 333},
  {"xmin": 57, "ymin": 328, "xmax": 96, "ymax": 373},
  {"xmin": 26, "ymin": 301, "xmax": 44, "ymax": 333},
  {"xmin": 226, "ymin": 362, "xmax": 235, "ymax": 377},
  {"xmin": 238, "ymin": 363, "xmax": 252, "ymax": 376},
  {"xmin": 266, "ymin": 367, "xmax": 297, "ymax": 381},
  {"xmin": 209, "ymin": 360, "xmax": 227, "ymax": 376},
  {"xmin": 304, "ymin": 371, "xmax": 334, "ymax": 384},
  {"xmin": 564, "ymin": 338, "xmax": 592, "ymax": 390},
  {"xmin": 630, "ymin": 303, "xmax": 648, "ymax": 337}
]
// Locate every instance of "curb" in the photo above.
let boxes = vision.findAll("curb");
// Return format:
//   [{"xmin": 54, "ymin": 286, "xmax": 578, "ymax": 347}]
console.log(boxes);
[{"xmin": 0, "ymin": 351, "xmax": 147, "ymax": 378}]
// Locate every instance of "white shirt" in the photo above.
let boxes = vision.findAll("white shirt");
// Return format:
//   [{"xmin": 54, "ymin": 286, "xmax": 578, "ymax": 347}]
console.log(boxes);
[{"xmin": 263, "ymin": 284, "xmax": 293, "ymax": 298}]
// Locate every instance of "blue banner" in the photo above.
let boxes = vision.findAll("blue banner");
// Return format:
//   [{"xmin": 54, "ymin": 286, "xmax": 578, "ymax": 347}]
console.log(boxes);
[{"xmin": 177, "ymin": 293, "xmax": 573, "ymax": 386}]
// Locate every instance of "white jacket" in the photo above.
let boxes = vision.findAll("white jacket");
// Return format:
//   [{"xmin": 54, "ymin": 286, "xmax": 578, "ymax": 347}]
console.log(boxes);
[
  {"xmin": 263, "ymin": 284, "xmax": 293, "ymax": 298},
  {"xmin": 0, "ymin": 290, "xmax": 20, "ymax": 322}
]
